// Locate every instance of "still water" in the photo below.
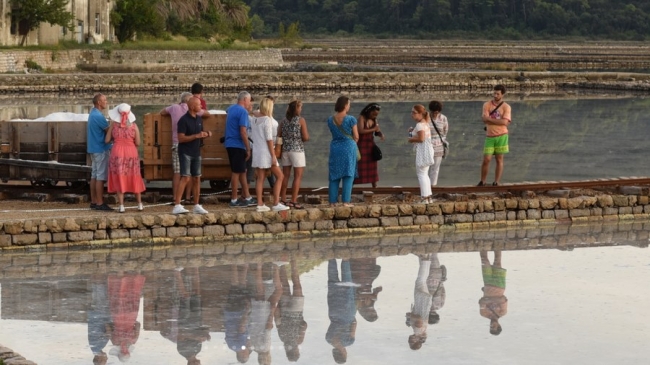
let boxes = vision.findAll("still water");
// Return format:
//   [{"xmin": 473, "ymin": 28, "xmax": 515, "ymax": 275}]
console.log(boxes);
[
  {"xmin": 0, "ymin": 223, "xmax": 649, "ymax": 364},
  {"xmin": 1, "ymin": 94, "xmax": 649, "ymax": 187}
]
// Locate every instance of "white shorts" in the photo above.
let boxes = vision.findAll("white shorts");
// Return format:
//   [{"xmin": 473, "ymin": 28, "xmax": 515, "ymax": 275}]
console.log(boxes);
[{"xmin": 281, "ymin": 151, "xmax": 306, "ymax": 168}]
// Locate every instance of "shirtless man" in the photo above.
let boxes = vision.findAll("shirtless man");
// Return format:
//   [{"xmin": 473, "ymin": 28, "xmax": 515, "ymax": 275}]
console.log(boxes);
[{"xmin": 478, "ymin": 84, "xmax": 512, "ymax": 186}]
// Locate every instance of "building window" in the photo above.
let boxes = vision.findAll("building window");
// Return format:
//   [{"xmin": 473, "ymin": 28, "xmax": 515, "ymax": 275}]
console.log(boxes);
[
  {"xmin": 95, "ymin": 13, "xmax": 100, "ymax": 34},
  {"xmin": 10, "ymin": 15, "xmax": 18, "ymax": 35},
  {"xmin": 10, "ymin": 14, "xmax": 29, "ymax": 36}
]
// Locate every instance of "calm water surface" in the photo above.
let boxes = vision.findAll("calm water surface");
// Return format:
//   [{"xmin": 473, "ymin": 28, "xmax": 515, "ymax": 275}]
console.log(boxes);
[
  {"xmin": 0, "ymin": 223, "xmax": 649, "ymax": 364},
  {"xmin": 2, "ymin": 95, "xmax": 649, "ymax": 187}
]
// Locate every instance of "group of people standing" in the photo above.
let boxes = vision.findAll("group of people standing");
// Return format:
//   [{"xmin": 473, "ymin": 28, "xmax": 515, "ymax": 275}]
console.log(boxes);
[{"xmin": 87, "ymin": 84, "xmax": 511, "ymax": 213}]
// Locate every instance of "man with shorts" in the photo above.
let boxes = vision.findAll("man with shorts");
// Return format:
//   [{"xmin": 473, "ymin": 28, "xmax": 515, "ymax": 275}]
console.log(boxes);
[
  {"xmin": 479, "ymin": 250, "xmax": 507, "ymax": 335},
  {"xmin": 161, "ymin": 92, "xmax": 208, "ymax": 205},
  {"xmin": 479, "ymin": 84, "xmax": 512, "ymax": 186},
  {"xmin": 87, "ymin": 93, "xmax": 113, "ymax": 211},
  {"xmin": 225, "ymin": 91, "xmax": 257, "ymax": 207},
  {"xmin": 171, "ymin": 97, "xmax": 212, "ymax": 215}
]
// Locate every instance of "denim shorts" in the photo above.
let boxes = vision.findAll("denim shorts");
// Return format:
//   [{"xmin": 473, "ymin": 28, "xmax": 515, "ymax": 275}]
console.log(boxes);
[
  {"xmin": 90, "ymin": 150, "xmax": 110, "ymax": 180},
  {"xmin": 179, "ymin": 153, "xmax": 201, "ymax": 177}
]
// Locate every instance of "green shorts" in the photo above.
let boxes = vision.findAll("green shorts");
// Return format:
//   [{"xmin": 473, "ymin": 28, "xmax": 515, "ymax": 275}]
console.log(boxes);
[
  {"xmin": 483, "ymin": 135, "xmax": 509, "ymax": 155},
  {"xmin": 482, "ymin": 265, "xmax": 507, "ymax": 289}
]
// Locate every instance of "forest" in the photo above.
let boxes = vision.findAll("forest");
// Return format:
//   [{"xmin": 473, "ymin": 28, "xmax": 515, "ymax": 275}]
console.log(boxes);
[{"xmin": 244, "ymin": 0, "xmax": 650, "ymax": 39}]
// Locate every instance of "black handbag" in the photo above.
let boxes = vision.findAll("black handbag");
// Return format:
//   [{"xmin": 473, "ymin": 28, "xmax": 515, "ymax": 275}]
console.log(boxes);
[{"xmin": 371, "ymin": 143, "xmax": 382, "ymax": 161}]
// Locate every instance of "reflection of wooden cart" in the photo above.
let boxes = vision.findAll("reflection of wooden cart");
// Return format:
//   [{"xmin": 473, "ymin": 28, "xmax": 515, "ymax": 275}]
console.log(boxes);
[
  {"xmin": 142, "ymin": 113, "xmax": 231, "ymax": 189},
  {"xmin": 0, "ymin": 120, "xmax": 90, "ymax": 187}
]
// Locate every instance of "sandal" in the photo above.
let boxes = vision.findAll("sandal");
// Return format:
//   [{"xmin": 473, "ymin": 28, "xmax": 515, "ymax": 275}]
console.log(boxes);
[{"xmin": 289, "ymin": 201, "xmax": 304, "ymax": 209}]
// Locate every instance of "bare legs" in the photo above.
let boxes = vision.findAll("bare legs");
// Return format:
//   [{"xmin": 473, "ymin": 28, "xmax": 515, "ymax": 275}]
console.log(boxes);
[
  {"xmin": 480, "ymin": 154, "xmax": 504, "ymax": 185},
  {"xmin": 280, "ymin": 166, "xmax": 304, "ymax": 204}
]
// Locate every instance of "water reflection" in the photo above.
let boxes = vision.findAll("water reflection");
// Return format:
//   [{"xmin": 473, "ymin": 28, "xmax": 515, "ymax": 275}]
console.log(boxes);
[{"xmin": 1, "ymin": 222, "xmax": 649, "ymax": 364}]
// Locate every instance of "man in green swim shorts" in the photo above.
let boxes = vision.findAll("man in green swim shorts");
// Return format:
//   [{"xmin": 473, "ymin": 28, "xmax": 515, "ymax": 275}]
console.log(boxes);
[
  {"xmin": 479, "ymin": 250, "xmax": 508, "ymax": 336},
  {"xmin": 479, "ymin": 85, "xmax": 512, "ymax": 186}
]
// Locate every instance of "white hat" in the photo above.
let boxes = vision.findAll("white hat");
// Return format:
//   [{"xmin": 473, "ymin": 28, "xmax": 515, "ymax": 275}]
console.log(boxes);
[{"xmin": 108, "ymin": 103, "xmax": 136, "ymax": 124}]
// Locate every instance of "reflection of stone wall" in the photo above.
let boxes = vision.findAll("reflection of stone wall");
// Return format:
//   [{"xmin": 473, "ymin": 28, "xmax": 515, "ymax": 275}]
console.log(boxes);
[{"xmin": 0, "ymin": 196, "xmax": 649, "ymax": 279}]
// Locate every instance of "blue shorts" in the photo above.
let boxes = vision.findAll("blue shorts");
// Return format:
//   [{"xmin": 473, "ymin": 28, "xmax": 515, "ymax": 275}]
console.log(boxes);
[
  {"xmin": 180, "ymin": 154, "xmax": 202, "ymax": 177},
  {"xmin": 90, "ymin": 150, "xmax": 110, "ymax": 180}
]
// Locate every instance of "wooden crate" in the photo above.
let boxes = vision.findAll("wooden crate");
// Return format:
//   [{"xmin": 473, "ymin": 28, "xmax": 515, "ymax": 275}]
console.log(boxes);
[{"xmin": 142, "ymin": 113, "xmax": 231, "ymax": 185}]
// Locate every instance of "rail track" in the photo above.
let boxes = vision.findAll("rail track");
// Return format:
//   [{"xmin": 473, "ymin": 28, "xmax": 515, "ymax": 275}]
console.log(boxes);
[{"xmin": 1, "ymin": 177, "xmax": 649, "ymax": 203}]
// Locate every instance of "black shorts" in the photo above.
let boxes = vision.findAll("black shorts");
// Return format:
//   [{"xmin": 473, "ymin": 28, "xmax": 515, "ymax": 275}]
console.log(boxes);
[{"xmin": 227, "ymin": 147, "xmax": 248, "ymax": 173}]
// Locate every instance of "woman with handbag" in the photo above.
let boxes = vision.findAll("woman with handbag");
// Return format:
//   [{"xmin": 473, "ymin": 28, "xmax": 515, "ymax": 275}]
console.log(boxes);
[
  {"xmin": 327, "ymin": 96, "xmax": 359, "ymax": 207},
  {"xmin": 278, "ymin": 100, "xmax": 310, "ymax": 209},
  {"xmin": 428, "ymin": 100, "xmax": 449, "ymax": 187},
  {"xmin": 408, "ymin": 104, "xmax": 435, "ymax": 203},
  {"xmin": 354, "ymin": 103, "xmax": 384, "ymax": 188}
]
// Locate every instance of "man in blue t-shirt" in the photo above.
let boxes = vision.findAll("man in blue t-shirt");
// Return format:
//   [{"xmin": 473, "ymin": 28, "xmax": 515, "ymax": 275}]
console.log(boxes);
[
  {"xmin": 87, "ymin": 93, "xmax": 113, "ymax": 211},
  {"xmin": 172, "ymin": 97, "xmax": 212, "ymax": 215},
  {"xmin": 225, "ymin": 91, "xmax": 257, "ymax": 208}
]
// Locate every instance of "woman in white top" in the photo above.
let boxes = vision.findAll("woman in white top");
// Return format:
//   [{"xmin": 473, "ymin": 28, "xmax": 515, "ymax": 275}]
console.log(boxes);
[
  {"xmin": 428, "ymin": 100, "xmax": 449, "ymax": 187},
  {"xmin": 250, "ymin": 97, "xmax": 289, "ymax": 212},
  {"xmin": 408, "ymin": 104, "xmax": 435, "ymax": 203}
]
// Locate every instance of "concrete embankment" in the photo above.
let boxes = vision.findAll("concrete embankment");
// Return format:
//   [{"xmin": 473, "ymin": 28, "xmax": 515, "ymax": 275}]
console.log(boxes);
[
  {"xmin": 1, "ymin": 189, "xmax": 649, "ymax": 249},
  {"xmin": 1, "ymin": 71, "xmax": 650, "ymax": 94}
]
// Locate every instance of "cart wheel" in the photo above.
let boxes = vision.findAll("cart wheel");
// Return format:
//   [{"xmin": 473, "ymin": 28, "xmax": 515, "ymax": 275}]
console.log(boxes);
[
  {"xmin": 66, "ymin": 181, "xmax": 89, "ymax": 189},
  {"xmin": 30, "ymin": 180, "xmax": 41, "ymax": 187},
  {"xmin": 209, "ymin": 179, "xmax": 230, "ymax": 191},
  {"xmin": 46, "ymin": 180, "xmax": 59, "ymax": 187}
]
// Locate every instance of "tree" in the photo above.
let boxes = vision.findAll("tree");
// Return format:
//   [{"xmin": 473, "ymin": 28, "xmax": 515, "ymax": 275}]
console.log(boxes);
[
  {"xmin": 8, "ymin": 0, "xmax": 74, "ymax": 46},
  {"xmin": 111, "ymin": 0, "xmax": 164, "ymax": 42}
]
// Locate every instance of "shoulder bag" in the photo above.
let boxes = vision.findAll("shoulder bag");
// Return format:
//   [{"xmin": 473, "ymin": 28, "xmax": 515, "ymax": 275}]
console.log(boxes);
[{"xmin": 333, "ymin": 116, "xmax": 361, "ymax": 161}]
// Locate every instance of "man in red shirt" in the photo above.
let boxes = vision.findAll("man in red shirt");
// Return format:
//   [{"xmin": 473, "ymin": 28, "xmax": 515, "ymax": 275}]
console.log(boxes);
[{"xmin": 479, "ymin": 84, "xmax": 512, "ymax": 186}]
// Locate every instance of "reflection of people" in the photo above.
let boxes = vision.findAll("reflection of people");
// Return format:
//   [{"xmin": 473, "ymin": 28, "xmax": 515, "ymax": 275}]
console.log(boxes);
[
  {"xmin": 406, "ymin": 255, "xmax": 433, "ymax": 350},
  {"xmin": 249, "ymin": 263, "xmax": 282, "ymax": 365},
  {"xmin": 175, "ymin": 268, "xmax": 210, "ymax": 365},
  {"xmin": 105, "ymin": 103, "xmax": 145, "ymax": 213},
  {"xmin": 224, "ymin": 264, "xmax": 252, "ymax": 363},
  {"xmin": 350, "ymin": 258, "xmax": 382, "ymax": 322},
  {"xmin": 328, "ymin": 96, "xmax": 359, "ymax": 206},
  {"xmin": 326, "ymin": 259, "xmax": 357, "ymax": 363},
  {"xmin": 276, "ymin": 260, "xmax": 308, "ymax": 361},
  {"xmin": 479, "ymin": 84, "xmax": 512, "ymax": 186},
  {"xmin": 108, "ymin": 273, "xmax": 146, "ymax": 362},
  {"xmin": 479, "ymin": 250, "xmax": 507, "ymax": 335},
  {"xmin": 426, "ymin": 253, "xmax": 447, "ymax": 325},
  {"xmin": 88, "ymin": 274, "xmax": 111, "ymax": 365},
  {"xmin": 354, "ymin": 103, "xmax": 383, "ymax": 188}
]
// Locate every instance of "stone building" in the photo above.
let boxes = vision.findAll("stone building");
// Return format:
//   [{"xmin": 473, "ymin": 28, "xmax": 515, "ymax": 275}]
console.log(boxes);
[{"xmin": 0, "ymin": 0, "xmax": 114, "ymax": 46}]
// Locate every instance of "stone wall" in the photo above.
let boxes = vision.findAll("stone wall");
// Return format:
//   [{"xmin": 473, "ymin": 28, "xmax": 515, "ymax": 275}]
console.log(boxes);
[
  {"xmin": 2, "ymin": 70, "xmax": 650, "ymax": 95},
  {"xmin": 0, "ymin": 49, "xmax": 288, "ymax": 73},
  {"xmin": 0, "ymin": 191, "xmax": 649, "ymax": 252}
]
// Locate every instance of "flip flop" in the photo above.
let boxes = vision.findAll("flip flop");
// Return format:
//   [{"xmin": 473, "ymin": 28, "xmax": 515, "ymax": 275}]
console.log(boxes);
[{"xmin": 290, "ymin": 201, "xmax": 304, "ymax": 209}]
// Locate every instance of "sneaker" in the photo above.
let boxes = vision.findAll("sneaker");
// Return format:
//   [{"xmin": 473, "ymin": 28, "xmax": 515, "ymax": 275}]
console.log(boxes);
[
  {"xmin": 137, "ymin": 203, "xmax": 144, "ymax": 211},
  {"xmin": 229, "ymin": 199, "xmax": 248, "ymax": 208},
  {"xmin": 118, "ymin": 205, "xmax": 125, "ymax": 213},
  {"xmin": 89, "ymin": 203, "xmax": 97, "ymax": 210},
  {"xmin": 477, "ymin": 181, "xmax": 485, "ymax": 186},
  {"xmin": 193, "ymin": 204, "xmax": 209, "ymax": 214},
  {"xmin": 172, "ymin": 204, "xmax": 189, "ymax": 215},
  {"xmin": 272, "ymin": 203, "xmax": 290, "ymax": 211},
  {"xmin": 95, "ymin": 203, "xmax": 114, "ymax": 211},
  {"xmin": 256, "ymin": 205, "xmax": 271, "ymax": 212},
  {"xmin": 245, "ymin": 197, "xmax": 258, "ymax": 207}
]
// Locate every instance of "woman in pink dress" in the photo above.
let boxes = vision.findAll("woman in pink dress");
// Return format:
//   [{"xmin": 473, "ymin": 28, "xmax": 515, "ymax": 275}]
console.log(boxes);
[{"xmin": 105, "ymin": 103, "xmax": 146, "ymax": 213}]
